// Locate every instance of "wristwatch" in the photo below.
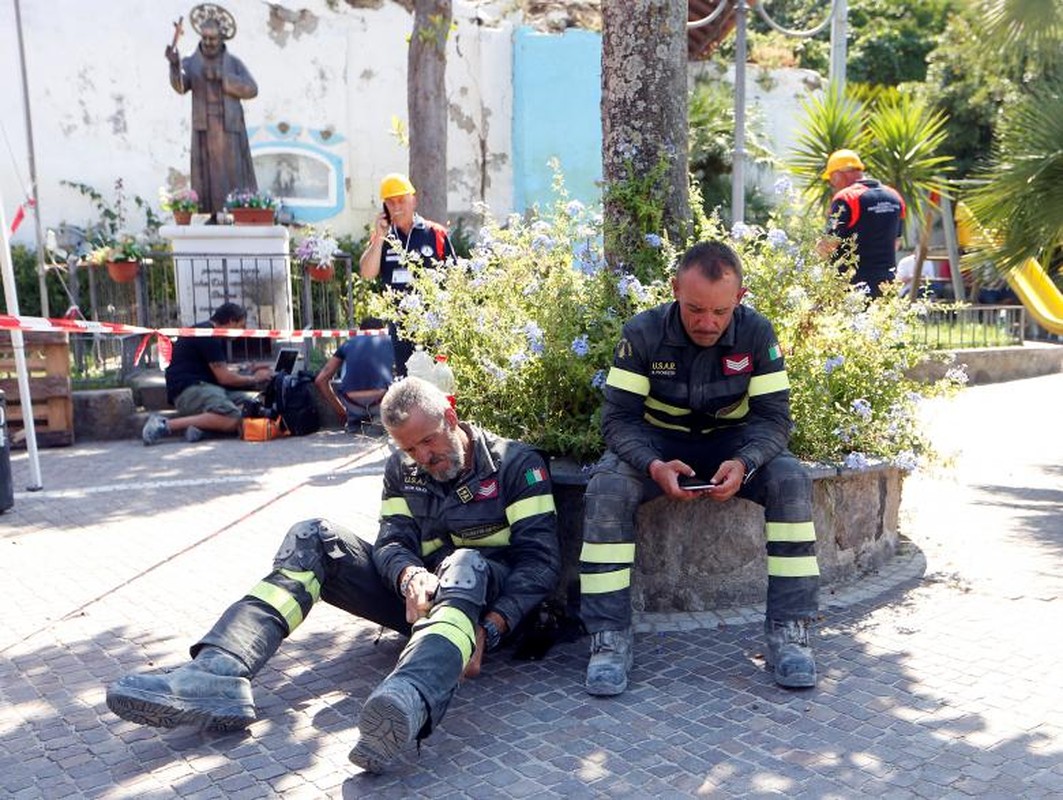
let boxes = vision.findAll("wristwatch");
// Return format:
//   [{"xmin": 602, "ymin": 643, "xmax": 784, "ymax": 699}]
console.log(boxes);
[{"xmin": 481, "ymin": 617, "xmax": 503, "ymax": 651}]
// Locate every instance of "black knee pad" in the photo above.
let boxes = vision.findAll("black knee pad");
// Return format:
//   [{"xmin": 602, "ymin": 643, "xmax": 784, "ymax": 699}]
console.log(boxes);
[
  {"xmin": 272, "ymin": 518, "xmax": 337, "ymax": 573},
  {"xmin": 435, "ymin": 549, "xmax": 489, "ymax": 607}
]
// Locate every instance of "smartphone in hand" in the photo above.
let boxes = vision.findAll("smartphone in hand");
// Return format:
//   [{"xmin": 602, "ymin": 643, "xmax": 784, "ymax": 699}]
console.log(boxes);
[
  {"xmin": 382, "ymin": 202, "xmax": 391, "ymax": 223},
  {"xmin": 678, "ymin": 475, "xmax": 718, "ymax": 491}
]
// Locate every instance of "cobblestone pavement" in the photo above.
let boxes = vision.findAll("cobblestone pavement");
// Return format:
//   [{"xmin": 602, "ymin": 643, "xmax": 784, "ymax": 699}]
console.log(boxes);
[{"xmin": 1, "ymin": 374, "xmax": 1061, "ymax": 798}]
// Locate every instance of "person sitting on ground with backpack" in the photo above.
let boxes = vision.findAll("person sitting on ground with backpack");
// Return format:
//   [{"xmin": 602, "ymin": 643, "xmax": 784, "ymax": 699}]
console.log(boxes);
[{"xmin": 142, "ymin": 302, "xmax": 273, "ymax": 445}]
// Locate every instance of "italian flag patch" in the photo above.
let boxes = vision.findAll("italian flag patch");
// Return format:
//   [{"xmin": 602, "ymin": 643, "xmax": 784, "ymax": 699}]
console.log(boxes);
[
  {"xmin": 525, "ymin": 466, "xmax": 546, "ymax": 485},
  {"xmin": 768, "ymin": 343, "xmax": 782, "ymax": 361}
]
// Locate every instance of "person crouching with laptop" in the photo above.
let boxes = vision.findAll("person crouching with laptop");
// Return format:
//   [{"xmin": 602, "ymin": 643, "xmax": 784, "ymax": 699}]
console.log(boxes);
[{"xmin": 142, "ymin": 302, "xmax": 274, "ymax": 445}]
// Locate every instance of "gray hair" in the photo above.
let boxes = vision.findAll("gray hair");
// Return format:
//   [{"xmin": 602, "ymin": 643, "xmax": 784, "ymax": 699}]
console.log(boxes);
[{"xmin": 380, "ymin": 376, "xmax": 451, "ymax": 430}]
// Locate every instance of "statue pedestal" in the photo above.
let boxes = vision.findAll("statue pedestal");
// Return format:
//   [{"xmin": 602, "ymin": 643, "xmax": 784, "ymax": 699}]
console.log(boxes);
[{"xmin": 160, "ymin": 224, "xmax": 292, "ymax": 331}]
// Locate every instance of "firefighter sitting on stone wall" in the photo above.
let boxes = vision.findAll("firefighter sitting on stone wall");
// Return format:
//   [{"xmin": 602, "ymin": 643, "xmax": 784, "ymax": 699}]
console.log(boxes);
[
  {"xmin": 579, "ymin": 240, "xmax": 820, "ymax": 696},
  {"xmin": 106, "ymin": 376, "xmax": 560, "ymax": 773}
]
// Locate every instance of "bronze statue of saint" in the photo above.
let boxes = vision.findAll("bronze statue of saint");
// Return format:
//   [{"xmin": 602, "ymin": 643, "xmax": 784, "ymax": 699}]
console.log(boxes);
[{"xmin": 166, "ymin": 6, "xmax": 258, "ymax": 218}]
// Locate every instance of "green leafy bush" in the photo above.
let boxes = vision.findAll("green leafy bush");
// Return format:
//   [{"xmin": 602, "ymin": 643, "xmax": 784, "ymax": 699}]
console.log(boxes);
[{"xmin": 381, "ymin": 177, "xmax": 962, "ymax": 468}]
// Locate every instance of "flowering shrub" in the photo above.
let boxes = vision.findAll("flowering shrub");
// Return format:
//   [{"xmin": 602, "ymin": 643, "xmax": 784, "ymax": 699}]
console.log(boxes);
[
  {"xmin": 159, "ymin": 187, "xmax": 199, "ymax": 213},
  {"xmin": 379, "ymin": 175, "xmax": 962, "ymax": 468},
  {"xmin": 224, "ymin": 189, "xmax": 277, "ymax": 210},
  {"xmin": 294, "ymin": 227, "xmax": 339, "ymax": 266}
]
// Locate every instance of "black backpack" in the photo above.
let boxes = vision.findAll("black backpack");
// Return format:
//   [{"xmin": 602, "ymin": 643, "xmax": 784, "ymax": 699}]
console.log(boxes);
[{"xmin": 265, "ymin": 370, "xmax": 321, "ymax": 436}]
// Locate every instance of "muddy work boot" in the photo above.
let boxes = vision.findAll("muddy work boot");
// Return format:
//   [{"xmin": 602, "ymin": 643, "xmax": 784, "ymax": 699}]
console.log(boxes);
[
  {"xmin": 764, "ymin": 618, "xmax": 817, "ymax": 688},
  {"xmin": 105, "ymin": 647, "xmax": 255, "ymax": 731},
  {"xmin": 585, "ymin": 627, "xmax": 634, "ymax": 697},
  {"xmin": 348, "ymin": 677, "xmax": 428, "ymax": 773}
]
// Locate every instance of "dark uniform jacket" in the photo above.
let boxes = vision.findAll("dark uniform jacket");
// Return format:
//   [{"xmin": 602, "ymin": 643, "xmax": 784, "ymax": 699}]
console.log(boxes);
[
  {"xmin": 602, "ymin": 302, "xmax": 793, "ymax": 478},
  {"xmin": 827, "ymin": 178, "xmax": 906, "ymax": 288},
  {"xmin": 373, "ymin": 423, "xmax": 560, "ymax": 630},
  {"xmin": 379, "ymin": 214, "xmax": 455, "ymax": 291}
]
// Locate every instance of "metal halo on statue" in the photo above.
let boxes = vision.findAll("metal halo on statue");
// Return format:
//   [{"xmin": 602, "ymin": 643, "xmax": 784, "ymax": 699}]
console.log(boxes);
[{"xmin": 189, "ymin": 3, "xmax": 237, "ymax": 40}]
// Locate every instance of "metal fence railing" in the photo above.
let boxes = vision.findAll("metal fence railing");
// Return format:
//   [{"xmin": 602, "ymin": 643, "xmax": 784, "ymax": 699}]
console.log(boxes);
[
  {"xmin": 912, "ymin": 304, "xmax": 1026, "ymax": 349},
  {"xmin": 64, "ymin": 250, "xmax": 361, "ymax": 385}
]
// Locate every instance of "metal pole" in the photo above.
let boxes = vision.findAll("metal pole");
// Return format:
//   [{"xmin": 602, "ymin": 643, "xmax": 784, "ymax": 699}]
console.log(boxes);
[
  {"xmin": 0, "ymin": 183, "xmax": 44, "ymax": 489},
  {"xmin": 731, "ymin": 0, "xmax": 748, "ymax": 225},
  {"xmin": 13, "ymin": 0, "xmax": 50, "ymax": 318},
  {"xmin": 829, "ymin": 0, "xmax": 848, "ymax": 89}
]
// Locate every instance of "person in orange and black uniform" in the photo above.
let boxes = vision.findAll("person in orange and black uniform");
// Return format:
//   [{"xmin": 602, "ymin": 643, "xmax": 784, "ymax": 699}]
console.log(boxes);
[
  {"xmin": 359, "ymin": 173, "xmax": 456, "ymax": 374},
  {"xmin": 816, "ymin": 149, "xmax": 906, "ymax": 298}
]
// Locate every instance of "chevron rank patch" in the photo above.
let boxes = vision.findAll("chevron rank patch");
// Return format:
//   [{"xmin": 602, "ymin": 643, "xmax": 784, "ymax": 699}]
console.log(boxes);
[
  {"xmin": 722, "ymin": 353, "xmax": 753, "ymax": 375},
  {"xmin": 768, "ymin": 342, "xmax": 782, "ymax": 361},
  {"xmin": 525, "ymin": 466, "xmax": 547, "ymax": 485}
]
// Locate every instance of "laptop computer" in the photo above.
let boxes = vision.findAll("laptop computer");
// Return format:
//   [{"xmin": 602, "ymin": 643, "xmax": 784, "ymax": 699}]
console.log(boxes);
[{"xmin": 273, "ymin": 348, "xmax": 300, "ymax": 375}]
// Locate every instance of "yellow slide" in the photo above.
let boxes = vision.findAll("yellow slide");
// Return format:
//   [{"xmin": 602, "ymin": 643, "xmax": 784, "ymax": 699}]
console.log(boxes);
[{"xmin": 1007, "ymin": 258, "xmax": 1063, "ymax": 335}]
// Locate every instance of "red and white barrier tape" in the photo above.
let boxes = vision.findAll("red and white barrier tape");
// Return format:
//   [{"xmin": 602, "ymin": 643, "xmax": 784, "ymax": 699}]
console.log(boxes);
[{"xmin": 0, "ymin": 313, "xmax": 389, "ymax": 340}]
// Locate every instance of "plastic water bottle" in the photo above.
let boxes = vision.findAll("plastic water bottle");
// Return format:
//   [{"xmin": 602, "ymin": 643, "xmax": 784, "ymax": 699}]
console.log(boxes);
[
  {"xmin": 432, "ymin": 354, "xmax": 456, "ymax": 395},
  {"xmin": 405, "ymin": 345, "xmax": 435, "ymax": 383}
]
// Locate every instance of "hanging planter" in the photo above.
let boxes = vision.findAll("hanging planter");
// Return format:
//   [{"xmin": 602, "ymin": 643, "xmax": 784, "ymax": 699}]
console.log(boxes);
[
  {"xmin": 306, "ymin": 262, "xmax": 335, "ymax": 282},
  {"xmin": 105, "ymin": 260, "xmax": 140, "ymax": 283}
]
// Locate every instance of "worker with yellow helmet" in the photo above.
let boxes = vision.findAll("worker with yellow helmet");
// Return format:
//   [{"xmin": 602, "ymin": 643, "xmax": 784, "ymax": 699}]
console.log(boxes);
[
  {"xmin": 359, "ymin": 172, "xmax": 455, "ymax": 373},
  {"xmin": 816, "ymin": 149, "xmax": 906, "ymax": 298}
]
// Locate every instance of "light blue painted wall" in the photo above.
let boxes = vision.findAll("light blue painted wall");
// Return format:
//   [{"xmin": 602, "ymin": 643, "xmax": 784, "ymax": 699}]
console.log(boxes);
[{"xmin": 512, "ymin": 26, "xmax": 602, "ymax": 214}]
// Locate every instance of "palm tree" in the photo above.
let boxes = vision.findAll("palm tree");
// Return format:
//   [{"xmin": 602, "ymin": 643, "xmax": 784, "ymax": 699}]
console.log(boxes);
[
  {"xmin": 965, "ymin": 0, "xmax": 1063, "ymax": 273},
  {"xmin": 788, "ymin": 85, "xmax": 951, "ymax": 230}
]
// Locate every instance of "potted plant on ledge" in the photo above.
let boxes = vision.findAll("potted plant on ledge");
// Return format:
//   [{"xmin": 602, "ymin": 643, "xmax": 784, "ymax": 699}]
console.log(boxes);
[
  {"xmin": 88, "ymin": 235, "xmax": 144, "ymax": 283},
  {"xmin": 294, "ymin": 227, "xmax": 340, "ymax": 282},
  {"xmin": 159, "ymin": 187, "xmax": 199, "ymax": 225},
  {"xmin": 224, "ymin": 189, "xmax": 277, "ymax": 225}
]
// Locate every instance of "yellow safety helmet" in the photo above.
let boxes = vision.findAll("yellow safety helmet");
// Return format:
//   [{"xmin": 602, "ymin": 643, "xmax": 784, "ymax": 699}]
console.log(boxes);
[
  {"xmin": 380, "ymin": 173, "xmax": 416, "ymax": 200},
  {"xmin": 821, "ymin": 149, "xmax": 865, "ymax": 180}
]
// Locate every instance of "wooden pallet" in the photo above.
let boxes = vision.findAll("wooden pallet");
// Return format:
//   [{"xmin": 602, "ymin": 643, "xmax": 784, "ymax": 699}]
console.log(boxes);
[{"xmin": 0, "ymin": 331, "xmax": 75, "ymax": 448}]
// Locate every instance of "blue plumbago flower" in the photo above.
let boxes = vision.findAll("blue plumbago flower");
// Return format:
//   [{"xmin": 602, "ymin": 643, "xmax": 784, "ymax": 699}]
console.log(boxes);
[
  {"xmin": 824, "ymin": 355, "xmax": 845, "ymax": 375},
  {"xmin": 483, "ymin": 361, "xmax": 506, "ymax": 381},
  {"xmin": 731, "ymin": 221, "xmax": 756, "ymax": 241},
  {"xmin": 570, "ymin": 334, "xmax": 590, "ymax": 357},
  {"xmin": 523, "ymin": 321, "xmax": 545, "ymax": 355},
  {"xmin": 945, "ymin": 366, "xmax": 969, "ymax": 385},
  {"xmin": 644, "ymin": 233, "xmax": 663, "ymax": 249},
  {"xmin": 522, "ymin": 280, "xmax": 540, "ymax": 297},
  {"xmin": 424, "ymin": 311, "xmax": 442, "ymax": 331},
  {"xmin": 843, "ymin": 452, "xmax": 870, "ymax": 470},
  {"xmin": 906, "ymin": 391, "xmax": 924, "ymax": 404},
  {"xmin": 892, "ymin": 450, "xmax": 919, "ymax": 471},
  {"xmin": 530, "ymin": 220, "xmax": 552, "ymax": 234},
  {"xmin": 531, "ymin": 234, "xmax": 555, "ymax": 252},
  {"xmin": 833, "ymin": 424, "xmax": 857, "ymax": 445},
  {"xmin": 398, "ymin": 293, "xmax": 423, "ymax": 312},
  {"xmin": 572, "ymin": 241, "xmax": 605, "ymax": 274},
  {"xmin": 477, "ymin": 227, "xmax": 494, "ymax": 248},
  {"xmin": 469, "ymin": 257, "xmax": 488, "ymax": 274},
  {"xmin": 591, "ymin": 369, "xmax": 607, "ymax": 389},
  {"xmin": 766, "ymin": 228, "xmax": 789, "ymax": 249},
  {"xmin": 618, "ymin": 273, "xmax": 648, "ymax": 301},
  {"xmin": 509, "ymin": 351, "xmax": 529, "ymax": 368},
  {"xmin": 773, "ymin": 175, "xmax": 793, "ymax": 195},
  {"xmin": 851, "ymin": 398, "xmax": 872, "ymax": 420},
  {"xmin": 565, "ymin": 199, "xmax": 585, "ymax": 217}
]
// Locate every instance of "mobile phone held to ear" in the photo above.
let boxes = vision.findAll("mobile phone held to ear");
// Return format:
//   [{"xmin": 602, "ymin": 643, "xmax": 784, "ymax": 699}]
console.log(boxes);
[
  {"xmin": 678, "ymin": 475, "xmax": 718, "ymax": 491},
  {"xmin": 382, "ymin": 202, "xmax": 391, "ymax": 223}
]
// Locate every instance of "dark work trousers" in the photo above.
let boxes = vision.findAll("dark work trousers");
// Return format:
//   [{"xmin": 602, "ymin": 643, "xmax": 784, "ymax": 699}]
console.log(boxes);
[
  {"xmin": 193, "ymin": 518, "xmax": 504, "ymax": 735},
  {"xmin": 579, "ymin": 433, "xmax": 819, "ymax": 634}
]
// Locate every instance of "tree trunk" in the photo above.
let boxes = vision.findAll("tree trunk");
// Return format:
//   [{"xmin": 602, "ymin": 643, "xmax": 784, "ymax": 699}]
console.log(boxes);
[
  {"xmin": 408, "ymin": 0, "xmax": 451, "ymax": 224},
  {"xmin": 601, "ymin": 0, "xmax": 690, "ymax": 272}
]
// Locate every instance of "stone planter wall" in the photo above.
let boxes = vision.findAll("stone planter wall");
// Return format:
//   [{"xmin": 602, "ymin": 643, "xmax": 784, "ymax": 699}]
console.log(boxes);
[{"xmin": 551, "ymin": 459, "xmax": 903, "ymax": 614}]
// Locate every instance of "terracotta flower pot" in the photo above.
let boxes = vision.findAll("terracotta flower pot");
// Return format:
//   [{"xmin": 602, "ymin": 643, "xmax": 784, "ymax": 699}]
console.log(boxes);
[
  {"xmin": 306, "ymin": 262, "xmax": 335, "ymax": 282},
  {"xmin": 230, "ymin": 207, "xmax": 275, "ymax": 225},
  {"xmin": 173, "ymin": 210, "xmax": 193, "ymax": 225},
  {"xmin": 106, "ymin": 260, "xmax": 139, "ymax": 283}
]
